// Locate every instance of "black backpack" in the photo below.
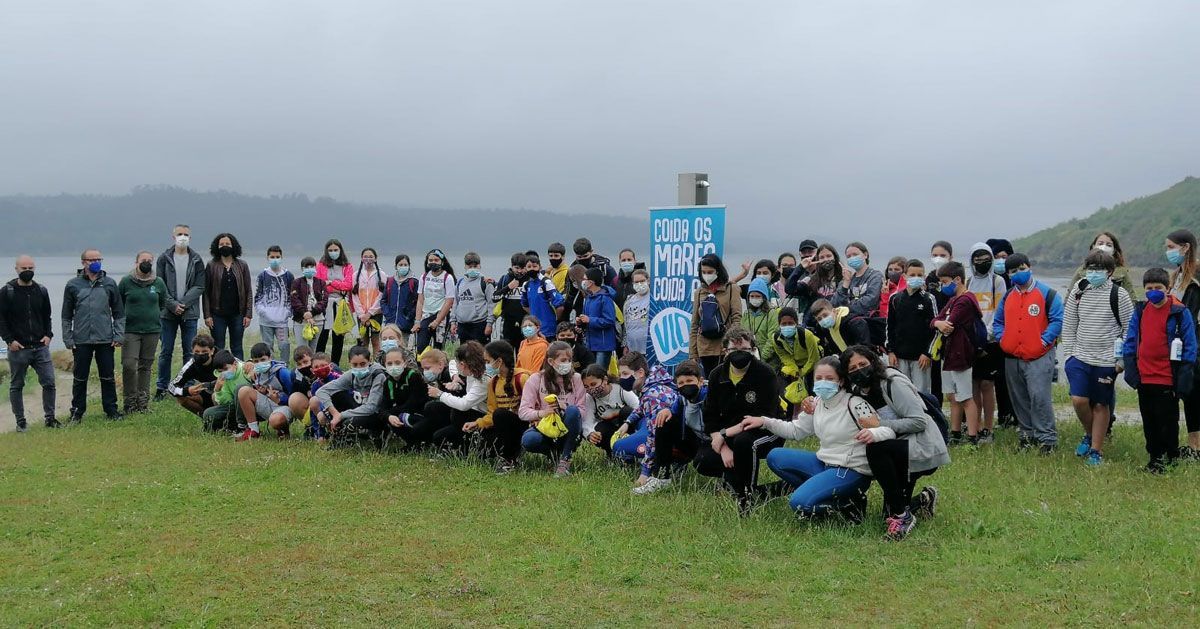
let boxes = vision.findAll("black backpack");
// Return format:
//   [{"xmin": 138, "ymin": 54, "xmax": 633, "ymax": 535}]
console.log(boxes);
[
  {"xmin": 1072, "ymin": 279, "xmax": 1124, "ymax": 329},
  {"xmin": 884, "ymin": 372, "xmax": 949, "ymax": 444}
]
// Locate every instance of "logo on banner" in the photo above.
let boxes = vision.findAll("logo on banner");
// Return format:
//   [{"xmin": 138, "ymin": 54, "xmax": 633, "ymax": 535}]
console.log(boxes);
[{"xmin": 649, "ymin": 307, "xmax": 691, "ymax": 366}]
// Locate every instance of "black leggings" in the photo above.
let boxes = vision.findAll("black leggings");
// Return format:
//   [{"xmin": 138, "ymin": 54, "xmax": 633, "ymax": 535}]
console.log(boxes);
[
  {"xmin": 430, "ymin": 406, "xmax": 487, "ymax": 452},
  {"xmin": 865, "ymin": 439, "xmax": 935, "ymax": 517},
  {"xmin": 477, "ymin": 408, "xmax": 527, "ymax": 462},
  {"xmin": 316, "ymin": 329, "xmax": 346, "ymax": 366},
  {"xmin": 698, "ymin": 355, "xmax": 722, "ymax": 378}
]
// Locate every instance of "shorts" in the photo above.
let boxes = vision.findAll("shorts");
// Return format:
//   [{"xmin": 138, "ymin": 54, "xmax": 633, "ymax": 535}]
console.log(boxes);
[
  {"xmin": 973, "ymin": 342, "xmax": 1002, "ymax": 381},
  {"xmin": 941, "ymin": 367, "xmax": 974, "ymax": 403},
  {"xmin": 253, "ymin": 392, "xmax": 294, "ymax": 422},
  {"xmin": 1064, "ymin": 356, "xmax": 1117, "ymax": 408}
]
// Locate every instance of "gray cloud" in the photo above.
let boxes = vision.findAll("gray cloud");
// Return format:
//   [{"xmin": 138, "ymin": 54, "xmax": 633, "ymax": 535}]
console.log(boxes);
[{"xmin": 2, "ymin": 0, "xmax": 1197, "ymax": 254}]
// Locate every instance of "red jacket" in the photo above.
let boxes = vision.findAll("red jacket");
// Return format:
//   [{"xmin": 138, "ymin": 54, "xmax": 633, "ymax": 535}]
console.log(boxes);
[{"xmin": 996, "ymin": 282, "xmax": 1063, "ymax": 361}]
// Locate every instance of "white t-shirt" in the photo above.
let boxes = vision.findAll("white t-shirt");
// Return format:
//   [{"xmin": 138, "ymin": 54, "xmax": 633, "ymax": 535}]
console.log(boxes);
[
  {"xmin": 418, "ymin": 271, "xmax": 457, "ymax": 317},
  {"xmin": 581, "ymin": 384, "xmax": 639, "ymax": 435},
  {"xmin": 173, "ymin": 253, "xmax": 189, "ymax": 300}
]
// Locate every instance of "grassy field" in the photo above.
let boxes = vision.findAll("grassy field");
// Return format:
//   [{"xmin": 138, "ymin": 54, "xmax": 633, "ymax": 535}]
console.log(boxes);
[{"xmin": 1, "ymin": 400, "xmax": 1198, "ymax": 626}]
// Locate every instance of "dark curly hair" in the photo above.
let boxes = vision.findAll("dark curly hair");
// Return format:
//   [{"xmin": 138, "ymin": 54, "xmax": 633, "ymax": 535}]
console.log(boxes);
[
  {"xmin": 837, "ymin": 344, "xmax": 888, "ymax": 397},
  {"xmin": 455, "ymin": 341, "xmax": 487, "ymax": 380},
  {"xmin": 209, "ymin": 233, "xmax": 242, "ymax": 259}
]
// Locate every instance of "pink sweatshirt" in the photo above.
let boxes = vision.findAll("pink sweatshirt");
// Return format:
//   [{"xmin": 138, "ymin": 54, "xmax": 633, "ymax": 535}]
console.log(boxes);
[
  {"xmin": 316, "ymin": 261, "xmax": 355, "ymax": 296},
  {"xmin": 518, "ymin": 371, "xmax": 586, "ymax": 423}
]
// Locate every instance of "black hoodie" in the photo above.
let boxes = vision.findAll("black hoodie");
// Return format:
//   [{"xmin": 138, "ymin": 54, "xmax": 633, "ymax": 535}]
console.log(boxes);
[
  {"xmin": 0, "ymin": 279, "xmax": 53, "ymax": 347},
  {"xmin": 703, "ymin": 357, "xmax": 781, "ymax": 433}
]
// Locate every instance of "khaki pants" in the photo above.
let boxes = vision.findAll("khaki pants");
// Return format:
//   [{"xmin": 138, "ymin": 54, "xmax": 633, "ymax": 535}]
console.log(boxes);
[{"xmin": 121, "ymin": 332, "xmax": 159, "ymax": 412}]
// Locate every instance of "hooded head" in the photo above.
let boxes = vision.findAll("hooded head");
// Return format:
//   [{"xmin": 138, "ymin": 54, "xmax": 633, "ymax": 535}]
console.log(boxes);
[
  {"xmin": 969, "ymin": 242, "xmax": 994, "ymax": 277},
  {"xmin": 986, "ymin": 238, "xmax": 1014, "ymax": 257},
  {"xmin": 748, "ymin": 277, "xmax": 771, "ymax": 301}
]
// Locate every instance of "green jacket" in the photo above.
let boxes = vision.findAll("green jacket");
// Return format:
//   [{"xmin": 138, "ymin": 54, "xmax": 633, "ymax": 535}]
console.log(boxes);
[
  {"xmin": 743, "ymin": 306, "xmax": 780, "ymax": 368},
  {"xmin": 118, "ymin": 274, "xmax": 168, "ymax": 334},
  {"xmin": 772, "ymin": 328, "xmax": 821, "ymax": 382},
  {"xmin": 214, "ymin": 363, "xmax": 253, "ymax": 406}
]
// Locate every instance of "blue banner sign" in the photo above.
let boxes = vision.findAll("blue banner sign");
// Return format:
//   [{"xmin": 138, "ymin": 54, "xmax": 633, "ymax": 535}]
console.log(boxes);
[{"xmin": 647, "ymin": 205, "xmax": 726, "ymax": 367}]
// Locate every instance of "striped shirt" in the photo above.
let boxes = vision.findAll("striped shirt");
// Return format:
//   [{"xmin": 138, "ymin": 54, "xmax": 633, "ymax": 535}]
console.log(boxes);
[{"xmin": 1060, "ymin": 280, "xmax": 1135, "ymax": 367}]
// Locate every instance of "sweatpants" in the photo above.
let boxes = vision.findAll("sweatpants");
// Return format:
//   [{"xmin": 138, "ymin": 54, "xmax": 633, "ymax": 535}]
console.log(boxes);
[
  {"xmin": 895, "ymin": 358, "xmax": 931, "ymax": 394},
  {"xmin": 693, "ymin": 428, "xmax": 784, "ymax": 496},
  {"xmin": 766, "ymin": 448, "xmax": 871, "ymax": 516},
  {"xmin": 1005, "ymin": 351, "xmax": 1057, "ymax": 446},
  {"xmin": 1138, "ymin": 384, "xmax": 1180, "ymax": 462},
  {"xmin": 520, "ymin": 406, "xmax": 584, "ymax": 461},
  {"xmin": 643, "ymin": 414, "xmax": 700, "ymax": 478},
  {"xmin": 121, "ymin": 332, "xmax": 159, "ymax": 412},
  {"xmin": 865, "ymin": 439, "xmax": 936, "ymax": 517}
]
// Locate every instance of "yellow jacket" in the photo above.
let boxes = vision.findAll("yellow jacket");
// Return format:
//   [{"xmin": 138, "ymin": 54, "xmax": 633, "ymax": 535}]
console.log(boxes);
[
  {"xmin": 476, "ymin": 370, "xmax": 528, "ymax": 429},
  {"xmin": 773, "ymin": 328, "xmax": 821, "ymax": 382}
]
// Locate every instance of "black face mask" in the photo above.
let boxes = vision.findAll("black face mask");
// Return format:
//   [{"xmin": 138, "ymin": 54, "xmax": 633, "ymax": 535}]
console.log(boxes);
[
  {"xmin": 193, "ymin": 352, "xmax": 211, "ymax": 364},
  {"xmin": 298, "ymin": 366, "xmax": 313, "ymax": 377},
  {"xmin": 549, "ymin": 258, "xmax": 563, "ymax": 268},
  {"xmin": 559, "ymin": 337, "xmax": 576, "ymax": 347},
  {"xmin": 973, "ymin": 260, "xmax": 993, "ymax": 275},
  {"xmin": 428, "ymin": 263, "xmax": 442, "ymax": 273},
  {"xmin": 18, "ymin": 270, "xmax": 34, "ymax": 283},
  {"xmin": 218, "ymin": 246, "xmax": 235, "ymax": 257},
  {"xmin": 820, "ymin": 260, "xmax": 837, "ymax": 272},
  {"xmin": 678, "ymin": 384, "xmax": 701, "ymax": 402},
  {"xmin": 138, "ymin": 261, "xmax": 153, "ymax": 274},
  {"xmin": 728, "ymin": 350, "xmax": 753, "ymax": 370},
  {"xmin": 887, "ymin": 271, "xmax": 901, "ymax": 284},
  {"xmin": 848, "ymin": 368, "xmax": 874, "ymax": 389},
  {"xmin": 780, "ymin": 267, "xmax": 795, "ymax": 280},
  {"xmin": 619, "ymin": 375, "xmax": 636, "ymax": 392}
]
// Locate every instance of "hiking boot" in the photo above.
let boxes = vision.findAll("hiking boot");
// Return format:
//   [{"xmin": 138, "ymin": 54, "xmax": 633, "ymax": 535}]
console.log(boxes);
[
  {"xmin": 235, "ymin": 429, "xmax": 261, "ymax": 442},
  {"xmin": 632, "ymin": 476, "xmax": 672, "ymax": 496},
  {"xmin": 1075, "ymin": 436, "xmax": 1092, "ymax": 457},
  {"xmin": 885, "ymin": 509, "xmax": 917, "ymax": 541},
  {"xmin": 1038, "ymin": 443, "xmax": 1056, "ymax": 456},
  {"xmin": 913, "ymin": 486, "xmax": 939, "ymax": 518},
  {"xmin": 948, "ymin": 430, "xmax": 963, "ymax": 446},
  {"xmin": 494, "ymin": 459, "xmax": 517, "ymax": 475},
  {"xmin": 553, "ymin": 458, "xmax": 572, "ymax": 477},
  {"xmin": 978, "ymin": 429, "xmax": 994, "ymax": 444},
  {"xmin": 15, "ymin": 420, "xmax": 28, "ymax": 433},
  {"xmin": 1084, "ymin": 449, "xmax": 1103, "ymax": 466}
]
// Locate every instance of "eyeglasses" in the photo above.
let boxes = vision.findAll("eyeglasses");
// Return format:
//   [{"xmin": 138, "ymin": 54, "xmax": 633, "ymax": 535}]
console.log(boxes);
[{"xmin": 83, "ymin": 257, "xmax": 103, "ymax": 263}]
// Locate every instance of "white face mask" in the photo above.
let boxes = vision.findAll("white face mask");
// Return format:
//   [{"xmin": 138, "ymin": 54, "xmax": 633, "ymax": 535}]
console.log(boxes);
[
  {"xmin": 174, "ymin": 234, "xmax": 190, "ymax": 247},
  {"xmin": 929, "ymin": 256, "xmax": 948, "ymax": 271},
  {"xmin": 633, "ymin": 282, "xmax": 649, "ymax": 295},
  {"xmin": 748, "ymin": 296, "xmax": 764, "ymax": 308},
  {"xmin": 701, "ymin": 272, "xmax": 718, "ymax": 285},
  {"xmin": 553, "ymin": 361, "xmax": 573, "ymax": 376},
  {"xmin": 1094, "ymin": 243, "xmax": 1114, "ymax": 254}
]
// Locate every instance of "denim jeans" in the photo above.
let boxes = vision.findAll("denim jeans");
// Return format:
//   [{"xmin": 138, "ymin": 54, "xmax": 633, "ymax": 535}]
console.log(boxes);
[
  {"xmin": 766, "ymin": 448, "xmax": 871, "ymax": 515},
  {"xmin": 71, "ymin": 343, "xmax": 118, "ymax": 418},
  {"xmin": 210, "ymin": 315, "xmax": 246, "ymax": 360},
  {"xmin": 612, "ymin": 426, "xmax": 650, "ymax": 462},
  {"xmin": 8, "ymin": 345, "xmax": 56, "ymax": 423},
  {"xmin": 521, "ymin": 405, "xmax": 583, "ymax": 461},
  {"xmin": 157, "ymin": 317, "xmax": 198, "ymax": 392},
  {"xmin": 259, "ymin": 324, "xmax": 291, "ymax": 365},
  {"xmin": 592, "ymin": 350, "xmax": 613, "ymax": 370}
]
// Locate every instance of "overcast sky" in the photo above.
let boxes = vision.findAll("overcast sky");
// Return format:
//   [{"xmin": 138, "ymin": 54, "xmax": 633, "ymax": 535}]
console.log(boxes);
[{"xmin": 2, "ymin": 1, "xmax": 1197, "ymax": 250}]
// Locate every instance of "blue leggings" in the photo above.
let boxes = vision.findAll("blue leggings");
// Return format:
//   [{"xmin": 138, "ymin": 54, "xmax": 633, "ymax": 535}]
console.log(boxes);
[
  {"xmin": 766, "ymin": 448, "xmax": 871, "ymax": 515},
  {"xmin": 521, "ymin": 405, "xmax": 583, "ymax": 461},
  {"xmin": 612, "ymin": 427, "xmax": 649, "ymax": 462}
]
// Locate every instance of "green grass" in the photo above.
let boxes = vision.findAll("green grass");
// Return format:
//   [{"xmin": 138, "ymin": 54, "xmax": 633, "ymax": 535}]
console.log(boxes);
[{"xmin": 1, "ymin": 403, "xmax": 1198, "ymax": 626}]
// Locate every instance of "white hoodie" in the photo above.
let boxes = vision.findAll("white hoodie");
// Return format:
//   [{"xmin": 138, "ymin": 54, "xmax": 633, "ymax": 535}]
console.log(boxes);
[{"xmin": 762, "ymin": 390, "xmax": 895, "ymax": 475}]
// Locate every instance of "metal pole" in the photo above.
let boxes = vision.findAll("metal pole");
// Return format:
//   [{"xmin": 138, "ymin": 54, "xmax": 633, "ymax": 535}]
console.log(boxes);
[{"xmin": 677, "ymin": 173, "xmax": 709, "ymax": 206}]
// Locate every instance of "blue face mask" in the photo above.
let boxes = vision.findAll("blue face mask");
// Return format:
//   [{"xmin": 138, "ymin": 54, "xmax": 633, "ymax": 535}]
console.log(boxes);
[
  {"xmin": 818, "ymin": 315, "xmax": 835, "ymax": 329},
  {"xmin": 351, "ymin": 367, "xmax": 370, "ymax": 378},
  {"xmin": 846, "ymin": 255, "xmax": 865, "ymax": 271},
  {"xmin": 992, "ymin": 259, "xmax": 1007, "ymax": 275},
  {"xmin": 940, "ymin": 281, "xmax": 957, "ymax": 297},
  {"xmin": 253, "ymin": 361, "xmax": 271, "ymax": 374},
  {"xmin": 395, "ymin": 265, "xmax": 410, "ymax": 276},
  {"xmin": 381, "ymin": 339, "xmax": 399, "ymax": 353},
  {"xmin": 907, "ymin": 276, "xmax": 925, "ymax": 291},
  {"xmin": 465, "ymin": 269, "xmax": 481, "ymax": 279},
  {"xmin": 302, "ymin": 268, "xmax": 316, "ymax": 279},
  {"xmin": 87, "ymin": 261, "xmax": 102, "ymax": 274},
  {"xmin": 1166, "ymin": 249, "xmax": 1186, "ymax": 266},
  {"xmin": 422, "ymin": 369, "xmax": 438, "ymax": 383},
  {"xmin": 521, "ymin": 326, "xmax": 537, "ymax": 339},
  {"xmin": 328, "ymin": 250, "xmax": 340, "ymax": 261},
  {"xmin": 1146, "ymin": 289, "xmax": 1167, "ymax": 305},
  {"xmin": 620, "ymin": 261, "xmax": 635, "ymax": 273},
  {"xmin": 1011, "ymin": 269, "xmax": 1032, "ymax": 287},
  {"xmin": 1085, "ymin": 270, "xmax": 1109, "ymax": 286},
  {"xmin": 484, "ymin": 364, "xmax": 499, "ymax": 378},
  {"xmin": 812, "ymin": 380, "xmax": 840, "ymax": 400},
  {"xmin": 779, "ymin": 325, "xmax": 797, "ymax": 338},
  {"xmin": 222, "ymin": 370, "xmax": 237, "ymax": 381},
  {"xmin": 268, "ymin": 258, "xmax": 282, "ymax": 269}
]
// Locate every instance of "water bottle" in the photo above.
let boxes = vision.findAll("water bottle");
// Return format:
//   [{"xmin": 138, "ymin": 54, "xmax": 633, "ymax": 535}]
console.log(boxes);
[
  {"xmin": 1171, "ymin": 337, "xmax": 1183, "ymax": 361},
  {"xmin": 1112, "ymin": 338, "xmax": 1124, "ymax": 360}
]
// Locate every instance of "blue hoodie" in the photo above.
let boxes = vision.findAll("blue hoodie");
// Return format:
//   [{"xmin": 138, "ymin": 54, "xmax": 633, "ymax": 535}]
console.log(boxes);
[
  {"xmin": 521, "ymin": 273, "xmax": 565, "ymax": 338},
  {"xmin": 382, "ymin": 275, "xmax": 419, "ymax": 329},
  {"xmin": 582, "ymin": 284, "xmax": 618, "ymax": 352}
]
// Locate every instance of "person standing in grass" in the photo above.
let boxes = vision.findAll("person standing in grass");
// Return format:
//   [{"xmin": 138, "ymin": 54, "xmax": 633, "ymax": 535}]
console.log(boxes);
[
  {"xmin": 315, "ymin": 239, "xmax": 354, "ymax": 366},
  {"xmin": 934, "ymin": 261, "xmax": 982, "ymax": 445},
  {"xmin": 994, "ymin": 253, "xmax": 1064, "ymax": 453},
  {"xmin": 546, "ymin": 242, "xmax": 569, "ymax": 294},
  {"xmin": 254, "ymin": 245, "xmax": 295, "ymax": 365},
  {"xmin": 886, "ymin": 260, "xmax": 936, "ymax": 394},
  {"xmin": 351, "ymin": 247, "xmax": 385, "ymax": 356},
  {"xmin": 832, "ymin": 241, "xmax": 884, "ymax": 318},
  {"xmin": 202, "ymin": 233, "xmax": 253, "ymax": 360},
  {"xmin": 155, "ymin": 225, "xmax": 206, "ymax": 401},
  {"xmin": 743, "ymin": 277, "xmax": 781, "ymax": 371},
  {"xmin": 118, "ymin": 251, "xmax": 167, "ymax": 414},
  {"xmin": 690, "ymin": 253, "xmax": 741, "ymax": 376},
  {"xmin": 1, "ymin": 255, "xmax": 57, "ymax": 430},
  {"xmin": 450, "ymin": 252, "xmax": 495, "ymax": 346},
  {"xmin": 622, "ymin": 268, "xmax": 651, "ymax": 357},
  {"xmin": 965, "ymin": 243, "xmax": 1009, "ymax": 444},
  {"xmin": 63, "ymin": 248, "xmax": 125, "ymax": 422},
  {"xmin": 521, "ymin": 252, "xmax": 565, "ymax": 340},
  {"xmin": 772, "ymin": 307, "xmax": 821, "ymax": 411},
  {"xmin": 1061, "ymin": 250, "xmax": 1134, "ymax": 466},
  {"xmin": 1164, "ymin": 229, "xmax": 1200, "ymax": 458},
  {"xmin": 578, "ymin": 267, "xmax": 618, "ymax": 368},
  {"xmin": 516, "ymin": 314, "xmax": 549, "ymax": 373},
  {"xmin": 518, "ymin": 341, "xmax": 586, "ymax": 477},
  {"xmin": 289, "ymin": 257, "xmax": 327, "ymax": 351},
  {"xmin": 1122, "ymin": 268, "xmax": 1198, "ymax": 473},
  {"xmin": 412, "ymin": 249, "xmax": 456, "ymax": 353},
  {"xmin": 381, "ymin": 254, "xmax": 419, "ymax": 345}
]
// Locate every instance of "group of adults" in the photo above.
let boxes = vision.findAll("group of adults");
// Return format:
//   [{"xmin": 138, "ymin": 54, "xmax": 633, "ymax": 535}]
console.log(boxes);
[{"xmin": 2, "ymin": 224, "xmax": 1198, "ymax": 539}]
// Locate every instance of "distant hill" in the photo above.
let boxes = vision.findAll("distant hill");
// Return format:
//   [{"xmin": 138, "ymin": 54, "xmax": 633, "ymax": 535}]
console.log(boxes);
[
  {"xmin": 1016, "ymin": 176, "xmax": 1200, "ymax": 267},
  {"xmin": 0, "ymin": 186, "xmax": 798, "ymax": 257}
]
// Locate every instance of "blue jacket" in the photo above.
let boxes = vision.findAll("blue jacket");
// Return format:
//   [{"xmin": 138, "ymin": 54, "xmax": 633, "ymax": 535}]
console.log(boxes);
[
  {"xmin": 521, "ymin": 274, "xmax": 564, "ymax": 337},
  {"xmin": 1122, "ymin": 300, "xmax": 1197, "ymax": 395},
  {"xmin": 382, "ymin": 276, "xmax": 419, "ymax": 329},
  {"xmin": 582, "ymin": 285, "xmax": 618, "ymax": 352}
]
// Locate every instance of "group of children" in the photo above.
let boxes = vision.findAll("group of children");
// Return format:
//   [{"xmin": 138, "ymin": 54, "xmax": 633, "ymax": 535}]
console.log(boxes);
[{"xmin": 139, "ymin": 226, "xmax": 1200, "ymax": 538}]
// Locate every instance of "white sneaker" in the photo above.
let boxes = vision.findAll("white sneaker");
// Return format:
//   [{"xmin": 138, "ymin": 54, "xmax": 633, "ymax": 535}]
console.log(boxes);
[{"xmin": 631, "ymin": 476, "xmax": 672, "ymax": 496}]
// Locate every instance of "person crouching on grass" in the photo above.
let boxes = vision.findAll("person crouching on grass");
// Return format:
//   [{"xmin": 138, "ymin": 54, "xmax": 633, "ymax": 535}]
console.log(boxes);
[
  {"xmin": 579, "ymin": 363, "xmax": 638, "ymax": 457},
  {"xmin": 234, "ymin": 342, "xmax": 297, "ymax": 441},
  {"xmin": 1123, "ymin": 268, "xmax": 1198, "ymax": 473},
  {"xmin": 302, "ymin": 352, "xmax": 342, "ymax": 442},
  {"xmin": 166, "ymin": 333, "xmax": 221, "ymax": 417},
  {"xmin": 518, "ymin": 341, "xmax": 586, "ymax": 477},
  {"xmin": 630, "ymin": 359, "xmax": 709, "ymax": 496},
  {"xmin": 313, "ymin": 346, "xmax": 387, "ymax": 439},
  {"xmin": 461, "ymin": 340, "xmax": 531, "ymax": 474}
]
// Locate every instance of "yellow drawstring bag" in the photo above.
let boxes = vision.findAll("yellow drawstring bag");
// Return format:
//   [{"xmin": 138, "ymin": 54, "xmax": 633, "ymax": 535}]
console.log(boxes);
[
  {"xmin": 331, "ymin": 299, "xmax": 354, "ymax": 336},
  {"xmin": 302, "ymin": 322, "xmax": 320, "ymax": 342},
  {"xmin": 358, "ymin": 317, "xmax": 381, "ymax": 339},
  {"xmin": 535, "ymin": 394, "xmax": 568, "ymax": 439},
  {"xmin": 783, "ymin": 379, "xmax": 807, "ymax": 404}
]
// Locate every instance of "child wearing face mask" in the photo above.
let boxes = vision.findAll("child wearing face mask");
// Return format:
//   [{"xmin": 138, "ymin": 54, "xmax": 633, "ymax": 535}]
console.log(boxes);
[
  {"xmin": 556, "ymin": 321, "xmax": 595, "ymax": 373},
  {"xmin": 350, "ymin": 247, "xmax": 386, "ymax": 356},
  {"xmin": 313, "ymin": 346, "xmax": 387, "ymax": 436},
  {"xmin": 332, "ymin": 348, "xmax": 427, "ymax": 444},
  {"xmin": 255, "ymin": 246, "xmax": 295, "ymax": 366},
  {"xmin": 290, "ymin": 257, "xmax": 327, "ymax": 351},
  {"xmin": 301, "ymin": 352, "xmax": 342, "ymax": 442},
  {"xmin": 631, "ymin": 359, "xmax": 707, "ymax": 496},
  {"xmin": 413, "ymin": 249, "xmax": 457, "ymax": 353},
  {"xmin": 615, "ymin": 248, "xmax": 644, "ymax": 308},
  {"xmin": 690, "ymin": 253, "xmax": 742, "ymax": 376},
  {"xmin": 579, "ymin": 364, "xmax": 638, "ymax": 456},
  {"xmin": 772, "ymin": 307, "xmax": 821, "ymax": 410},
  {"xmin": 201, "ymin": 350, "xmax": 253, "ymax": 433},
  {"xmin": 878, "ymin": 256, "xmax": 908, "ymax": 319},
  {"xmin": 234, "ymin": 342, "xmax": 296, "ymax": 440},
  {"xmin": 933, "ymin": 262, "xmax": 982, "ymax": 445},
  {"xmin": 450, "ymin": 251, "xmax": 495, "ymax": 346},
  {"xmin": 609, "ymin": 352, "xmax": 674, "ymax": 469},
  {"xmin": 743, "ymin": 277, "xmax": 780, "ymax": 370},
  {"xmin": 316, "ymin": 238, "xmax": 354, "ymax": 366},
  {"xmin": 578, "ymin": 267, "xmax": 618, "ymax": 368},
  {"xmin": 461, "ymin": 340, "xmax": 530, "ymax": 473},
  {"xmin": 519, "ymin": 341, "xmax": 587, "ymax": 476},
  {"xmin": 1069, "ymin": 231, "xmax": 1135, "ymax": 295},
  {"xmin": 382, "ymin": 254, "xmax": 419, "ymax": 345},
  {"xmin": 885, "ymin": 260, "xmax": 937, "ymax": 394},
  {"xmin": 622, "ymin": 268, "xmax": 651, "ymax": 356},
  {"xmin": 167, "ymin": 333, "xmax": 221, "ymax": 417},
  {"xmin": 516, "ymin": 314, "xmax": 549, "ymax": 373}
]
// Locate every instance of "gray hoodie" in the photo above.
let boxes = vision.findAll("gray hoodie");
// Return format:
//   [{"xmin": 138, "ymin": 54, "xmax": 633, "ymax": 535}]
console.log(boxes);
[
  {"xmin": 877, "ymin": 369, "xmax": 951, "ymax": 472},
  {"xmin": 62, "ymin": 270, "xmax": 125, "ymax": 347},
  {"xmin": 450, "ymin": 275, "xmax": 495, "ymax": 326},
  {"xmin": 315, "ymin": 363, "xmax": 387, "ymax": 420},
  {"xmin": 156, "ymin": 246, "xmax": 206, "ymax": 321}
]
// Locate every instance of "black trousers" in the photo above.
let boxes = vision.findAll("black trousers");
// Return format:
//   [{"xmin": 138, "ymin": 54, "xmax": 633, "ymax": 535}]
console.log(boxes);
[
  {"xmin": 316, "ymin": 329, "xmax": 346, "ymax": 366},
  {"xmin": 1184, "ymin": 383, "xmax": 1200, "ymax": 434},
  {"xmin": 698, "ymin": 355, "xmax": 721, "ymax": 379},
  {"xmin": 430, "ymin": 406, "xmax": 487, "ymax": 451},
  {"xmin": 478, "ymin": 408, "xmax": 527, "ymax": 461},
  {"xmin": 693, "ymin": 428, "xmax": 783, "ymax": 495},
  {"xmin": 650, "ymin": 416, "xmax": 700, "ymax": 479},
  {"xmin": 1139, "ymin": 384, "xmax": 1180, "ymax": 461},
  {"xmin": 865, "ymin": 439, "xmax": 936, "ymax": 517},
  {"xmin": 591, "ymin": 406, "xmax": 633, "ymax": 456}
]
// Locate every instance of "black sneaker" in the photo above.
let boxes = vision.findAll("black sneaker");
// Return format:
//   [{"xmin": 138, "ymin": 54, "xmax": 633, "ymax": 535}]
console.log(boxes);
[
  {"xmin": 913, "ymin": 486, "xmax": 939, "ymax": 518},
  {"xmin": 45, "ymin": 418, "xmax": 61, "ymax": 429},
  {"xmin": 67, "ymin": 413, "xmax": 83, "ymax": 425},
  {"xmin": 978, "ymin": 429, "xmax": 994, "ymax": 444},
  {"xmin": 948, "ymin": 430, "xmax": 964, "ymax": 446},
  {"xmin": 15, "ymin": 420, "xmax": 28, "ymax": 433},
  {"xmin": 736, "ymin": 492, "xmax": 755, "ymax": 518},
  {"xmin": 1145, "ymin": 458, "xmax": 1167, "ymax": 475},
  {"xmin": 1017, "ymin": 435, "xmax": 1036, "ymax": 451},
  {"xmin": 1178, "ymin": 446, "xmax": 1200, "ymax": 461},
  {"xmin": 106, "ymin": 412, "xmax": 125, "ymax": 421},
  {"xmin": 1038, "ymin": 443, "xmax": 1056, "ymax": 456},
  {"xmin": 153, "ymin": 389, "xmax": 168, "ymax": 403}
]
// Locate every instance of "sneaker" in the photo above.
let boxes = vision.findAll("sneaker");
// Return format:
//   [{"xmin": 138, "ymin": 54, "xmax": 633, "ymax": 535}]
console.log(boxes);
[
  {"xmin": 631, "ymin": 476, "xmax": 672, "ymax": 496},
  {"xmin": 885, "ymin": 509, "xmax": 917, "ymax": 541},
  {"xmin": 553, "ymin": 458, "xmax": 572, "ymax": 477},
  {"xmin": 45, "ymin": 418, "xmax": 61, "ymax": 429},
  {"xmin": 67, "ymin": 411, "xmax": 83, "ymax": 425},
  {"xmin": 736, "ymin": 492, "xmax": 755, "ymax": 518},
  {"xmin": 1075, "ymin": 436, "xmax": 1092, "ymax": 457},
  {"xmin": 1084, "ymin": 449, "xmax": 1103, "ymax": 466},
  {"xmin": 1178, "ymin": 446, "xmax": 1200, "ymax": 461},
  {"xmin": 1145, "ymin": 459, "xmax": 1167, "ymax": 475},
  {"xmin": 1017, "ymin": 435, "xmax": 1035, "ymax": 451},
  {"xmin": 967, "ymin": 434, "xmax": 980, "ymax": 447},
  {"xmin": 15, "ymin": 421, "xmax": 28, "ymax": 433},
  {"xmin": 913, "ymin": 486, "xmax": 939, "ymax": 518},
  {"xmin": 106, "ymin": 412, "xmax": 125, "ymax": 421},
  {"xmin": 948, "ymin": 431, "xmax": 963, "ymax": 446},
  {"xmin": 1038, "ymin": 443, "xmax": 1056, "ymax": 456},
  {"xmin": 978, "ymin": 429, "xmax": 994, "ymax": 444},
  {"xmin": 494, "ymin": 459, "xmax": 517, "ymax": 475},
  {"xmin": 153, "ymin": 390, "xmax": 168, "ymax": 403},
  {"xmin": 235, "ymin": 429, "xmax": 261, "ymax": 441}
]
